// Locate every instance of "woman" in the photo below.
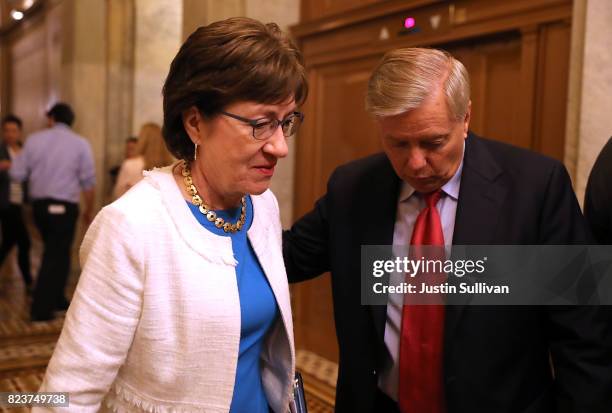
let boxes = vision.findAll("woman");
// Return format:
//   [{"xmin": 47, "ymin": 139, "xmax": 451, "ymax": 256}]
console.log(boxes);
[
  {"xmin": 36, "ymin": 17, "xmax": 307, "ymax": 412},
  {"xmin": 112, "ymin": 122, "xmax": 174, "ymax": 199}
]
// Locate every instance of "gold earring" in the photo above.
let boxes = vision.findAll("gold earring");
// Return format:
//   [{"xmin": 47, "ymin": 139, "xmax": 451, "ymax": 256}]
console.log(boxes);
[{"xmin": 194, "ymin": 143, "xmax": 198, "ymax": 161}]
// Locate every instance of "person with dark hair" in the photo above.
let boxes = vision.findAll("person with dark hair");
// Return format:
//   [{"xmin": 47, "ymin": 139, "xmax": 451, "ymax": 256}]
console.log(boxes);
[
  {"xmin": 46, "ymin": 102, "xmax": 75, "ymax": 127},
  {"xmin": 0, "ymin": 114, "xmax": 32, "ymax": 292},
  {"xmin": 10, "ymin": 102, "xmax": 95, "ymax": 322},
  {"xmin": 584, "ymin": 137, "xmax": 612, "ymax": 244},
  {"xmin": 36, "ymin": 17, "xmax": 307, "ymax": 412}
]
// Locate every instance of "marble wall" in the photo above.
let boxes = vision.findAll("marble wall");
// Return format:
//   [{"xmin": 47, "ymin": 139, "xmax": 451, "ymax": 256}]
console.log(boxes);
[
  {"xmin": 565, "ymin": 0, "xmax": 612, "ymax": 206},
  {"xmin": 105, "ymin": 0, "xmax": 135, "ymax": 203}
]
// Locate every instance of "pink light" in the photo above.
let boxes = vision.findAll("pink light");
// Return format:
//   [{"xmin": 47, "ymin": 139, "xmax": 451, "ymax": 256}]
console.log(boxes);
[{"xmin": 404, "ymin": 17, "xmax": 416, "ymax": 29}]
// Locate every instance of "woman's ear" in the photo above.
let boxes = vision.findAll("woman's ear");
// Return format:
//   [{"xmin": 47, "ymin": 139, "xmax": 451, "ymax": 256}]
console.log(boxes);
[{"xmin": 182, "ymin": 106, "xmax": 204, "ymax": 144}]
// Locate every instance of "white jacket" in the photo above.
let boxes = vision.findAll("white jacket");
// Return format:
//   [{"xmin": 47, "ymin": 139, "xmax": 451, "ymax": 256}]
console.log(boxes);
[{"xmin": 36, "ymin": 164, "xmax": 295, "ymax": 412}]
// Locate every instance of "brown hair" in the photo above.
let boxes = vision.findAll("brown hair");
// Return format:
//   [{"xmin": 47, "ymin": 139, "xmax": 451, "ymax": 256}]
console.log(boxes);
[
  {"xmin": 162, "ymin": 17, "xmax": 308, "ymax": 161},
  {"xmin": 137, "ymin": 122, "xmax": 174, "ymax": 170},
  {"xmin": 366, "ymin": 47, "xmax": 470, "ymax": 120}
]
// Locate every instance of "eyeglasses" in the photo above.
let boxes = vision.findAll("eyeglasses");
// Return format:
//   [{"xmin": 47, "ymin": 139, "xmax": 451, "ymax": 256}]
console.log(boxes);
[{"xmin": 219, "ymin": 110, "xmax": 304, "ymax": 141}]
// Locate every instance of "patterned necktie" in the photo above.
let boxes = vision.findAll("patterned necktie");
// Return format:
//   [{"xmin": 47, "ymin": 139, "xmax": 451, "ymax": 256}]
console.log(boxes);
[{"xmin": 398, "ymin": 189, "xmax": 446, "ymax": 413}]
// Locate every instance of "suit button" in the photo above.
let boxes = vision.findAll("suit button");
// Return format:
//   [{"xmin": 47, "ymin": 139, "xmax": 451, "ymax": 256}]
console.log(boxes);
[{"xmin": 372, "ymin": 369, "xmax": 377, "ymax": 376}]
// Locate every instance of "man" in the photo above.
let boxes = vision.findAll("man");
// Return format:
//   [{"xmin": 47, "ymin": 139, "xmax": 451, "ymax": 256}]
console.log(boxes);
[
  {"xmin": 11, "ymin": 102, "xmax": 95, "ymax": 321},
  {"xmin": 584, "ymin": 137, "xmax": 612, "ymax": 244},
  {"xmin": 284, "ymin": 48, "xmax": 612, "ymax": 412},
  {"xmin": 0, "ymin": 114, "xmax": 32, "ymax": 291}
]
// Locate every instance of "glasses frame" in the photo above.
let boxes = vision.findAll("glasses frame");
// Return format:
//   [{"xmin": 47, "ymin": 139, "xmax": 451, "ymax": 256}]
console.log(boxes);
[{"xmin": 219, "ymin": 110, "xmax": 304, "ymax": 141}]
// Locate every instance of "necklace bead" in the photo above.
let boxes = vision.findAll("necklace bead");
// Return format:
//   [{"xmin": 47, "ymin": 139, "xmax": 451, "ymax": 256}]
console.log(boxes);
[{"xmin": 182, "ymin": 161, "xmax": 246, "ymax": 233}]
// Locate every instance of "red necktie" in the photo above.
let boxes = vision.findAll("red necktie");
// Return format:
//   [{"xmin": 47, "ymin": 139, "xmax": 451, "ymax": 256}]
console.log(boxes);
[{"xmin": 398, "ymin": 190, "xmax": 446, "ymax": 413}]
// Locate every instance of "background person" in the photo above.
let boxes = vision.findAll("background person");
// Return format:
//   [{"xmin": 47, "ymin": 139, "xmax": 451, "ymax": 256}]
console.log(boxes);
[
  {"xmin": 108, "ymin": 136, "xmax": 139, "ymax": 188},
  {"xmin": 35, "ymin": 17, "xmax": 307, "ymax": 412},
  {"xmin": 0, "ymin": 114, "xmax": 32, "ymax": 292},
  {"xmin": 112, "ymin": 123, "xmax": 173, "ymax": 199},
  {"xmin": 10, "ymin": 103, "xmax": 95, "ymax": 322}
]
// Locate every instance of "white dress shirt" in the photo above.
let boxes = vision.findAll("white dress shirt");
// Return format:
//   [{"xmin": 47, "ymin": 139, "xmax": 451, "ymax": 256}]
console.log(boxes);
[{"xmin": 378, "ymin": 151, "xmax": 464, "ymax": 401}]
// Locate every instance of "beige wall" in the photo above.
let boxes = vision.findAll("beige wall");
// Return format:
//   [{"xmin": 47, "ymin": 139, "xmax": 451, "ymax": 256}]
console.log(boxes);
[
  {"xmin": 68, "ymin": 0, "xmax": 107, "ymax": 213},
  {"xmin": 105, "ymin": 0, "xmax": 135, "ymax": 202}
]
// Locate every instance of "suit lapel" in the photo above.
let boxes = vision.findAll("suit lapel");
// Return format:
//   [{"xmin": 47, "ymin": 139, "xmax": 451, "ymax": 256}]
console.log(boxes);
[{"xmin": 446, "ymin": 133, "xmax": 507, "ymax": 344}]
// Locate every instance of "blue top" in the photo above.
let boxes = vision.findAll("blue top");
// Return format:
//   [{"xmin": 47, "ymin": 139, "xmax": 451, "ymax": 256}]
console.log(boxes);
[
  {"xmin": 186, "ymin": 196, "xmax": 278, "ymax": 413},
  {"xmin": 9, "ymin": 124, "xmax": 96, "ymax": 204}
]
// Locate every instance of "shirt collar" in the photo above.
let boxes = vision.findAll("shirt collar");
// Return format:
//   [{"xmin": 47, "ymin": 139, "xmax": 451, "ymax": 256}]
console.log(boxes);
[{"xmin": 398, "ymin": 140, "xmax": 465, "ymax": 203}]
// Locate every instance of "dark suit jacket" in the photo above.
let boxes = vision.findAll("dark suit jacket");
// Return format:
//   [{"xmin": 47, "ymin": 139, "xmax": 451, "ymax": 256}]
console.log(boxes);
[
  {"xmin": 284, "ymin": 133, "xmax": 612, "ymax": 413},
  {"xmin": 584, "ymin": 137, "xmax": 612, "ymax": 244},
  {"xmin": 0, "ymin": 143, "xmax": 12, "ymax": 210},
  {"xmin": 0, "ymin": 143, "xmax": 27, "ymax": 210}
]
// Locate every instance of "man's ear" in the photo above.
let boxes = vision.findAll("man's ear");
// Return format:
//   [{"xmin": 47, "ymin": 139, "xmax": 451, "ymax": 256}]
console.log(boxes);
[
  {"xmin": 182, "ymin": 106, "xmax": 204, "ymax": 144},
  {"xmin": 463, "ymin": 100, "xmax": 472, "ymax": 138}
]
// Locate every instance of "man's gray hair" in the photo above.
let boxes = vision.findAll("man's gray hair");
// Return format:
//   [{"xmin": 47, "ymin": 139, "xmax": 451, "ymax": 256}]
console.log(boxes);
[{"xmin": 366, "ymin": 47, "xmax": 470, "ymax": 120}]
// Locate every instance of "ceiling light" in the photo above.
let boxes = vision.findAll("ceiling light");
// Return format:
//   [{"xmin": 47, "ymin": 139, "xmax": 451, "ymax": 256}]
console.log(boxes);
[{"xmin": 10, "ymin": 10, "xmax": 24, "ymax": 20}]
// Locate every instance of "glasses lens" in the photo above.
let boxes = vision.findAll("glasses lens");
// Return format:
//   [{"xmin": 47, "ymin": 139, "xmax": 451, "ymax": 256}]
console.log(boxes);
[
  {"xmin": 252, "ymin": 121, "xmax": 276, "ymax": 140},
  {"xmin": 281, "ymin": 114, "xmax": 302, "ymax": 137}
]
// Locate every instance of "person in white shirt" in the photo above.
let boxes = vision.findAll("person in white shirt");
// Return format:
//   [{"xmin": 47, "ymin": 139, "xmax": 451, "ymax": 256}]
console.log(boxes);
[{"xmin": 112, "ymin": 123, "xmax": 174, "ymax": 199}]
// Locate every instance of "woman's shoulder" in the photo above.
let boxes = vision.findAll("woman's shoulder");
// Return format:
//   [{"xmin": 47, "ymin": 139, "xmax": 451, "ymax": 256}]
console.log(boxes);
[
  {"xmin": 251, "ymin": 189, "xmax": 279, "ymax": 214},
  {"xmin": 104, "ymin": 174, "xmax": 165, "ymax": 225}
]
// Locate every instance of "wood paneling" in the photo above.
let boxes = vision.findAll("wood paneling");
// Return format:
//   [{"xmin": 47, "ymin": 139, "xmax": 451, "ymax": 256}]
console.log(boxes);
[
  {"xmin": 291, "ymin": 0, "xmax": 573, "ymax": 362},
  {"xmin": 300, "ymin": 0, "xmax": 436, "ymax": 24},
  {"xmin": 533, "ymin": 20, "xmax": 572, "ymax": 161},
  {"xmin": 449, "ymin": 33, "xmax": 525, "ymax": 147}
]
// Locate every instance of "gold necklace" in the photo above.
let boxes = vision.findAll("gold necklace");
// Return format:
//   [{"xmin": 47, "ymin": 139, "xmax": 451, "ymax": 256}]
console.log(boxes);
[{"xmin": 181, "ymin": 161, "xmax": 246, "ymax": 233}]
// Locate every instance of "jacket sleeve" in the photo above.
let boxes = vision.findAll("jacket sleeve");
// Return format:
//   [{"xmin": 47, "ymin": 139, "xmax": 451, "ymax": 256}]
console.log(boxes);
[
  {"xmin": 283, "ymin": 192, "xmax": 332, "ymax": 283},
  {"xmin": 33, "ymin": 205, "xmax": 144, "ymax": 412}
]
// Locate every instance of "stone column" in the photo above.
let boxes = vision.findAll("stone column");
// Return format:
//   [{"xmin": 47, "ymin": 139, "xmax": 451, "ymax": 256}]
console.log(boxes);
[
  {"xmin": 63, "ymin": 0, "xmax": 107, "ymax": 212},
  {"xmin": 105, "ymin": 0, "xmax": 135, "ymax": 203},
  {"xmin": 132, "ymin": 0, "xmax": 182, "ymax": 132}
]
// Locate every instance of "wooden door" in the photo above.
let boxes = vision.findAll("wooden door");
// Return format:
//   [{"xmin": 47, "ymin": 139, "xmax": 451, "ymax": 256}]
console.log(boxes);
[{"xmin": 293, "ymin": 55, "xmax": 382, "ymax": 361}]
